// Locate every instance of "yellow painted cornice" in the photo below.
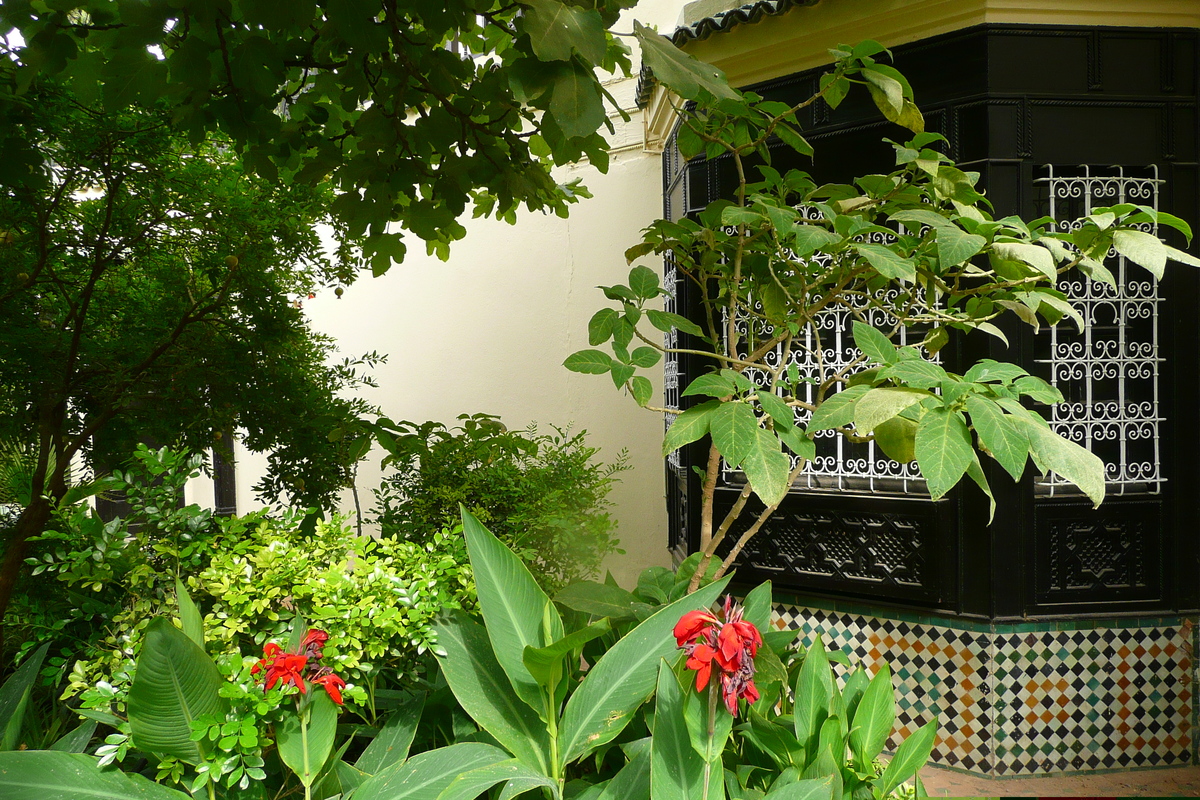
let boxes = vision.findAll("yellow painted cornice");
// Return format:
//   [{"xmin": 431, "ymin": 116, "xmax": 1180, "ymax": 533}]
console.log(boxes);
[{"xmin": 684, "ymin": 0, "xmax": 1200, "ymax": 89}]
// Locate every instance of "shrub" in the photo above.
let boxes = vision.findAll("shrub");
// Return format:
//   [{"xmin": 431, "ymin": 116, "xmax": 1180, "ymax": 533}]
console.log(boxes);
[{"xmin": 371, "ymin": 413, "xmax": 628, "ymax": 591}]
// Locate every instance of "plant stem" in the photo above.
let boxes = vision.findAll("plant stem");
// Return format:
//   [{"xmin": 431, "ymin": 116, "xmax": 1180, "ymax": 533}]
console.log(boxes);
[
  {"xmin": 703, "ymin": 686, "xmax": 718, "ymax": 800},
  {"xmin": 301, "ymin": 706, "xmax": 312, "ymax": 800}
]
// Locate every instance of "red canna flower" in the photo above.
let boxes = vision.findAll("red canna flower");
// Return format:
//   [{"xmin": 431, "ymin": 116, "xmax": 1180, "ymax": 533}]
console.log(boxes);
[
  {"xmin": 311, "ymin": 671, "xmax": 346, "ymax": 705},
  {"xmin": 302, "ymin": 629, "xmax": 329, "ymax": 660},
  {"xmin": 675, "ymin": 595, "xmax": 762, "ymax": 716},
  {"xmin": 253, "ymin": 628, "xmax": 347, "ymax": 706},
  {"xmin": 251, "ymin": 642, "xmax": 282, "ymax": 676},
  {"xmin": 264, "ymin": 652, "xmax": 309, "ymax": 693}
]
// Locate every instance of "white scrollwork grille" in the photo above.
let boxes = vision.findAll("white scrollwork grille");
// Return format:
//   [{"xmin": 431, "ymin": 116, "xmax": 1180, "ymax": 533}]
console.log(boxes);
[
  {"xmin": 721, "ymin": 211, "xmax": 932, "ymax": 497},
  {"xmin": 1032, "ymin": 165, "xmax": 1165, "ymax": 497},
  {"xmin": 662, "ymin": 124, "xmax": 688, "ymax": 471}
]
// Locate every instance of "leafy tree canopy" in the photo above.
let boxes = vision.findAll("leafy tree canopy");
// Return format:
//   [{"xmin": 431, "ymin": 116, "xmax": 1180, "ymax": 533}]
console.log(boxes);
[{"xmin": 0, "ymin": 0, "xmax": 638, "ymax": 274}]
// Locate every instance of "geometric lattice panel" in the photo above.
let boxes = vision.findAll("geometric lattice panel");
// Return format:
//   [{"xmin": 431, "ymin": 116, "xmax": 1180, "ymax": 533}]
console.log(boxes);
[{"xmin": 771, "ymin": 603, "xmax": 1198, "ymax": 776}]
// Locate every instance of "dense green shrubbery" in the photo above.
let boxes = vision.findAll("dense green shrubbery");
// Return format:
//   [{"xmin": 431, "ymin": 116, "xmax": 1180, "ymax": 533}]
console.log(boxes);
[{"xmin": 371, "ymin": 414, "xmax": 628, "ymax": 591}]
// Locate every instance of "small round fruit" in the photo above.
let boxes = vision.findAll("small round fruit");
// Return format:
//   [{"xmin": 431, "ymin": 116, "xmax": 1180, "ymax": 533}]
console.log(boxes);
[
  {"xmin": 334, "ymin": 287, "xmax": 344, "ymax": 298},
  {"xmin": 225, "ymin": 255, "xmax": 239, "ymax": 269}
]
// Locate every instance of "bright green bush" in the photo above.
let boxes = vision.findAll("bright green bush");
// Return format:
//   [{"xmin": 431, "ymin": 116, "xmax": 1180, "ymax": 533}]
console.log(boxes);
[{"xmin": 371, "ymin": 414, "xmax": 628, "ymax": 591}]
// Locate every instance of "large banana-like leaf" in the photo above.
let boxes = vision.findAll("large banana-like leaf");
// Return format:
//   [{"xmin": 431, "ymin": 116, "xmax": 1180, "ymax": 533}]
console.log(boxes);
[
  {"xmin": 353, "ymin": 743, "xmax": 510, "ymax": 800},
  {"xmin": 433, "ymin": 612, "xmax": 551, "ymax": 774},
  {"xmin": 127, "ymin": 618, "xmax": 228, "ymax": 764},
  {"xmin": 650, "ymin": 660, "xmax": 717, "ymax": 800},
  {"xmin": 0, "ymin": 751, "xmax": 190, "ymax": 799},
  {"xmin": 557, "ymin": 575, "xmax": 730, "ymax": 768},
  {"xmin": 436, "ymin": 759, "xmax": 560, "ymax": 800},
  {"xmin": 0, "ymin": 643, "xmax": 47, "ymax": 750},
  {"xmin": 356, "ymin": 692, "xmax": 425, "ymax": 775},
  {"xmin": 276, "ymin": 690, "xmax": 338, "ymax": 787},
  {"xmin": 460, "ymin": 507, "xmax": 562, "ymax": 717}
]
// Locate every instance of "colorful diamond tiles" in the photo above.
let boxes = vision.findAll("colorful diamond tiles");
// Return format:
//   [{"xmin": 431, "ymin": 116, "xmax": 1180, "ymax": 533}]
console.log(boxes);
[{"xmin": 772, "ymin": 602, "xmax": 1197, "ymax": 776}]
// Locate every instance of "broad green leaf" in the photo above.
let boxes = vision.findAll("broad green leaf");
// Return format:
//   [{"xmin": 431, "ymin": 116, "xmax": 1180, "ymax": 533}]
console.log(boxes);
[
  {"xmin": 128, "ymin": 618, "xmax": 228, "ymax": 764},
  {"xmin": 876, "ymin": 719, "xmax": 937, "ymax": 797},
  {"xmin": 597, "ymin": 742, "xmax": 651, "ymax": 800},
  {"xmin": 633, "ymin": 21, "xmax": 739, "ymax": 102},
  {"xmin": 744, "ymin": 708, "xmax": 805, "ymax": 769},
  {"xmin": 558, "ymin": 576, "xmax": 731, "ymax": 767},
  {"xmin": 1018, "ymin": 420, "xmax": 1106, "ymax": 507},
  {"xmin": 807, "ymin": 385, "xmax": 870, "ymax": 432},
  {"xmin": 554, "ymin": 581, "xmax": 638, "ymax": 621},
  {"xmin": 460, "ymin": 508, "xmax": 562, "ymax": 718},
  {"xmin": 757, "ymin": 389, "xmax": 795, "ymax": 427},
  {"xmin": 992, "ymin": 242, "xmax": 1057, "ymax": 281},
  {"xmin": 914, "ymin": 408, "xmax": 973, "ymax": 500},
  {"xmin": 709, "ymin": 402, "xmax": 759, "ymax": 467},
  {"xmin": 519, "ymin": 0, "xmax": 606, "ymax": 64},
  {"xmin": 523, "ymin": 618, "xmax": 612, "ymax": 685},
  {"xmin": 49, "ymin": 720, "xmax": 97, "ymax": 753},
  {"xmin": 588, "ymin": 309, "xmax": 618, "ymax": 346},
  {"xmin": 1113, "ymin": 229, "xmax": 1167, "ymax": 278},
  {"xmin": 175, "ymin": 579, "xmax": 203, "ymax": 648},
  {"xmin": 965, "ymin": 453, "xmax": 997, "ymax": 523},
  {"xmin": 683, "ymin": 682, "xmax": 734, "ymax": 763},
  {"xmin": 874, "ymin": 416, "xmax": 918, "ymax": 464},
  {"xmin": 647, "ymin": 309, "xmax": 705, "ymax": 337},
  {"xmin": 778, "ymin": 426, "xmax": 816, "ymax": 460},
  {"xmin": 0, "ymin": 752, "xmax": 190, "ymax": 800},
  {"xmin": 629, "ymin": 265, "xmax": 660, "ymax": 298},
  {"xmin": 934, "ymin": 224, "xmax": 986, "ymax": 267},
  {"xmin": 564, "ymin": 350, "xmax": 612, "ymax": 375},
  {"xmin": 742, "ymin": 427, "xmax": 792, "ymax": 506},
  {"xmin": 962, "ymin": 360, "xmax": 1028, "ymax": 384},
  {"xmin": 433, "ymin": 613, "xmax": 551, "ymax": 774},
  {"xmin": 549, "ymin": 61, "xmax": 605, "ymax": 139},
  {"xmin": 356, "ymin": 693, "xmax": 425, "ymax": 775},
  {"xmin": 437, "ymin": 759, "xmax": 560, "ymax": 800},
  {"xmin": 741, "ymin": 581, "xmax": 773, "ymax": 631},
  {"xmin": 1164, "ymin": 244, "xmax": 1200, "ymax": 268},
  {"xmin": 0, "ymin": 643, "xmax": 47, "ymax": 751},
  {"xmin": 854, "ymin": 243, "xmax": 916, "ymax": 282},
  {"xmin": 631, "ymin": 375, "xmax": 654, "ymax": 407},
  {"xmin": 965, "ymin": 396, "xmax": 1028, "ymax": 482},
  {"xmin": 664, "ymin": 400, "xmax": 720, "ymax": 456},
  {"xmin": 853, "ymin": 387, "xmax": 930, "ymax": 434},
  {"xmin": 763, "ymin": 776, "xmax": 835, "ymax": 800},
  {"xmin": 851, "ymin": 322, "xmax": 897, "ymax": 366},
  {"xmin": 791, "ymin": 225, "xmax": 841, "ymax": 257},
  {"xmin": 684, "ymin": 374, "xmax": 738, "ymax": 399},
  {"xmin": 630, "ymin": 347, "xmax": 661, "ymax": 368},
  {"xmin": 277, "ymin": 690, "xmax": 338, "ymax": 787},
  {"xmin": 353, "ymin": 743, "xmax": 511, "ymax": 800},
  {"xmin": 886, "ymin": 360, "xmax": 948, "ymax": 389},
  {"xmin": 1012, "ymin": 375, "xmax": 1064, "ymax": 404},
  {"xmin": 651, "ymin": 661, "xmax": 715, "ymax": 800},
  {"xmin": 849, "ymin": 664, "xmax": 894, "ymax": 771},
  {"xmin": 793, "ymin": 637, "xmax": 833, "ymax": 756}
]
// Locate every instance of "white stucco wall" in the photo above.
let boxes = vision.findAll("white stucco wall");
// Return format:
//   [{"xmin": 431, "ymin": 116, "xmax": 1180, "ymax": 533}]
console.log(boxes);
[{"xmin": 228, "ymin": 0, "xmax": 687, "ymax": 586}]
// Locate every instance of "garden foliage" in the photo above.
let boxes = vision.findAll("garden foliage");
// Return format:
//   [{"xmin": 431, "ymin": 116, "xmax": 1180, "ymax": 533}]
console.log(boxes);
[{"xmin": 371, "ymin": 414, "xmax": 628, "ymax": 591}]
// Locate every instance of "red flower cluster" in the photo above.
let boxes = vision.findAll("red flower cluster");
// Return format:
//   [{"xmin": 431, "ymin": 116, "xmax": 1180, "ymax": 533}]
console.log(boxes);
[
  {"xmin": 251, "ymin": 629, "xmax": 346, "ymax": 705},
  {"xmin": 673, "ymin": 596, "xmax": 763, "ymax": 714}
]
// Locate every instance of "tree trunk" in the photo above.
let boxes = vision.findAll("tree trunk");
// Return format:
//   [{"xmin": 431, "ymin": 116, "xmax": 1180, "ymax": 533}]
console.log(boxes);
[{"xmin": 0, "ymin": 496, "xmax": 54, "ymax": 656}]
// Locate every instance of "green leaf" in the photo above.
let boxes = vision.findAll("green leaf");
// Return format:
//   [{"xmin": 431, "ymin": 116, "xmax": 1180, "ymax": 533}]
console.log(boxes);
[
  {"xmin": 684, "ymin": 374, "xmax": 737, "ymax": 399},
  {"xmin": 1164, "ymin": 244, "xmax": 1200, "ymax": 269},
  {"xmin": 0, "ymin": 643, "xmax": 47, "ymax": 751},
  {"xmin": 851, "ymin": 322, "xmax": 897, "ymax": 366},
  {"xmin": 1018, "ymin": 420, "xmax": 1106, "ymax": 507},
  {"xmin": 646, "ymin": 309, "xmax": 705, "ymax": 337},
  {"xmin": 433, "ymin": 613, "xmax": 552, "ymax": 774},
  {"xmin": 854, "ymin": 243, "xmax": 916, "ymax": 282},
  {"xmin": 992, "ymin": 242, "xmax": 1057, "ymax": 282},
  {"xmin": 49, "ymin": 720, "xmax": 97, "ymax": 754},
  {"xmin": 774, "ymin": 123, "xmax": 814, "ymax": 157},
  {"xmin": 460, "ymin": 508, "xmax": 562, "ymax": 718},
  {"xmin": 762, "ymin": 777, "xmax": 835, "ymax": 800},
  {"xmin": 437, "ymin": 759, "xmax": 561, "ymax": 800},
  {"xmin": 519, "ymin": 0, "xmax": 606, "ymax": 64},
  {"xmin": 631, "ymin": 347, "xmax": 661, "ymax": 368},
  {"xmin": 862, "ymin": 67, "xmax": 903, "ymax": 114},
  {"xmin": 650, "ymin": 661, "xmax": 715, "ymax": 800},
  {"xmin": 549, "ymin": 62, "xmax": 605, "ymax": 139},
  {"xmin": 0, "ymin": 752, "xmax": 191, "ymax": 800},
  {"xmin": 807, "ymin": 385, "xmax": 870, "ymax": 432},
  {"xmin": 557, "ymin": 576, "xmax": 731, "ymax": 767},
  {"xmin": 597, "ymin": 742, "xmax": 651, "ymax": 800},
  {"xmin": 778, "ymin": 426, "xmax": 816, "ymax": 460},
  {"xmin": 876, "ymin": 719, "xmax": 936, "ymax": 796},
  {"xmin": 554, "ymin": 581, "xmax": 639, "ymax": 621},
  {"xmin": 885, "ymin": 360, "xmax": 948, "ymax": 389},
  {"xmin": 741, "ymin": 581, "xmax": 773, "ymax": 632},
  {"xmin": 631, "ymin": 376, "xmax": 654, "ymax": 407},
  {"xmin": 962, "ymin": 360, "xmax": 1028, "ymax": 384},
  {"xmin": 914, "ymin": 408, "xmax": 973, "ymax": 500},
  {"xmin": 564, "ymin": 350, "xmax": 613, "ymax": 375},
  {"xmin": 965, "ymin": 396, "xmax": 1028, "ymax": 482},
  {"xmin": 523, "ymin": 618, "xmax": 612, "ymax": 685},
  {"xmin": 277, "ymin": 691, "xmax": 338, "ymax": 787},
  {"xmin": 128, "ymin": 618, "xmax": 228, "ymax": 765},
  {"xmin": 965, "ymin": 453, "xmax": 997, "ymax": 524},
  {"xmin": 663, "ymin": 400, "xmax": 720, "ymax": 456},
  {"xmin": 792, "ymin": 225, "xmax": 841, "ymax": 257},
  {"xmin": 588, "ymin": 309, "xmax": 619, "ymax": 346},
  {"xmin": 849, "ymin": 664, "xmax": 894, "ymax": 771},
  {"xmin": 633, "ymin": 21, "xmax": 739, "ymax": 102},
  {"xmin": 1113, "ymin": 229, "xmax": 1167, "ymax": 278},
  {"xmin": 744, "ymin": 708, "xmax": 805, "ymax": 769},
  {"xmin": 743, "ymin": 427, "xmax": 792, "ymax": 506},
  {"xmin": 934, "ymin": 223, "xmax": 986, "ymax": 267},
  {"xmin": 756, "ymin": 390, "xmax": 794, "ymax": 428},
  {"xmin": 175, "ymin": 579, "xmax": 203, "ymax": 648},
  {"xmin": 1013, "ymin": 375, "xmax": 1064, "ymax": 404},
  {"xmin": 710, "ymin": 402, "xmax": 759, "ymax": 467},
  {"xmin": 356, "ymin": 694, "xmax": 424, "ymax": 775},
  {"xmin": 853, "ymin": 387, "xmax": 931, "ymax": 434},
  {"xmin": 874, "ymin": 416, "xmax": 918, "ymax": 464},
  {"xmin": 629, "ymin": 265, "xmax": 660, "ymax": 299},
  {"xmin": 353, "ymin": 743, "xmax": 511, "ymax": 800},
  {"xmin": 793, "ymin": 637, "xmax": 833, "ymax": 757}
]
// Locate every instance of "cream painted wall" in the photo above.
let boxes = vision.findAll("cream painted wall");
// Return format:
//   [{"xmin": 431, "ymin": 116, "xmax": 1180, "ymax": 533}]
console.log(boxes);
[{"xmin": 225, "ymin": 0, "xmax": 689, "ymax": 587}]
